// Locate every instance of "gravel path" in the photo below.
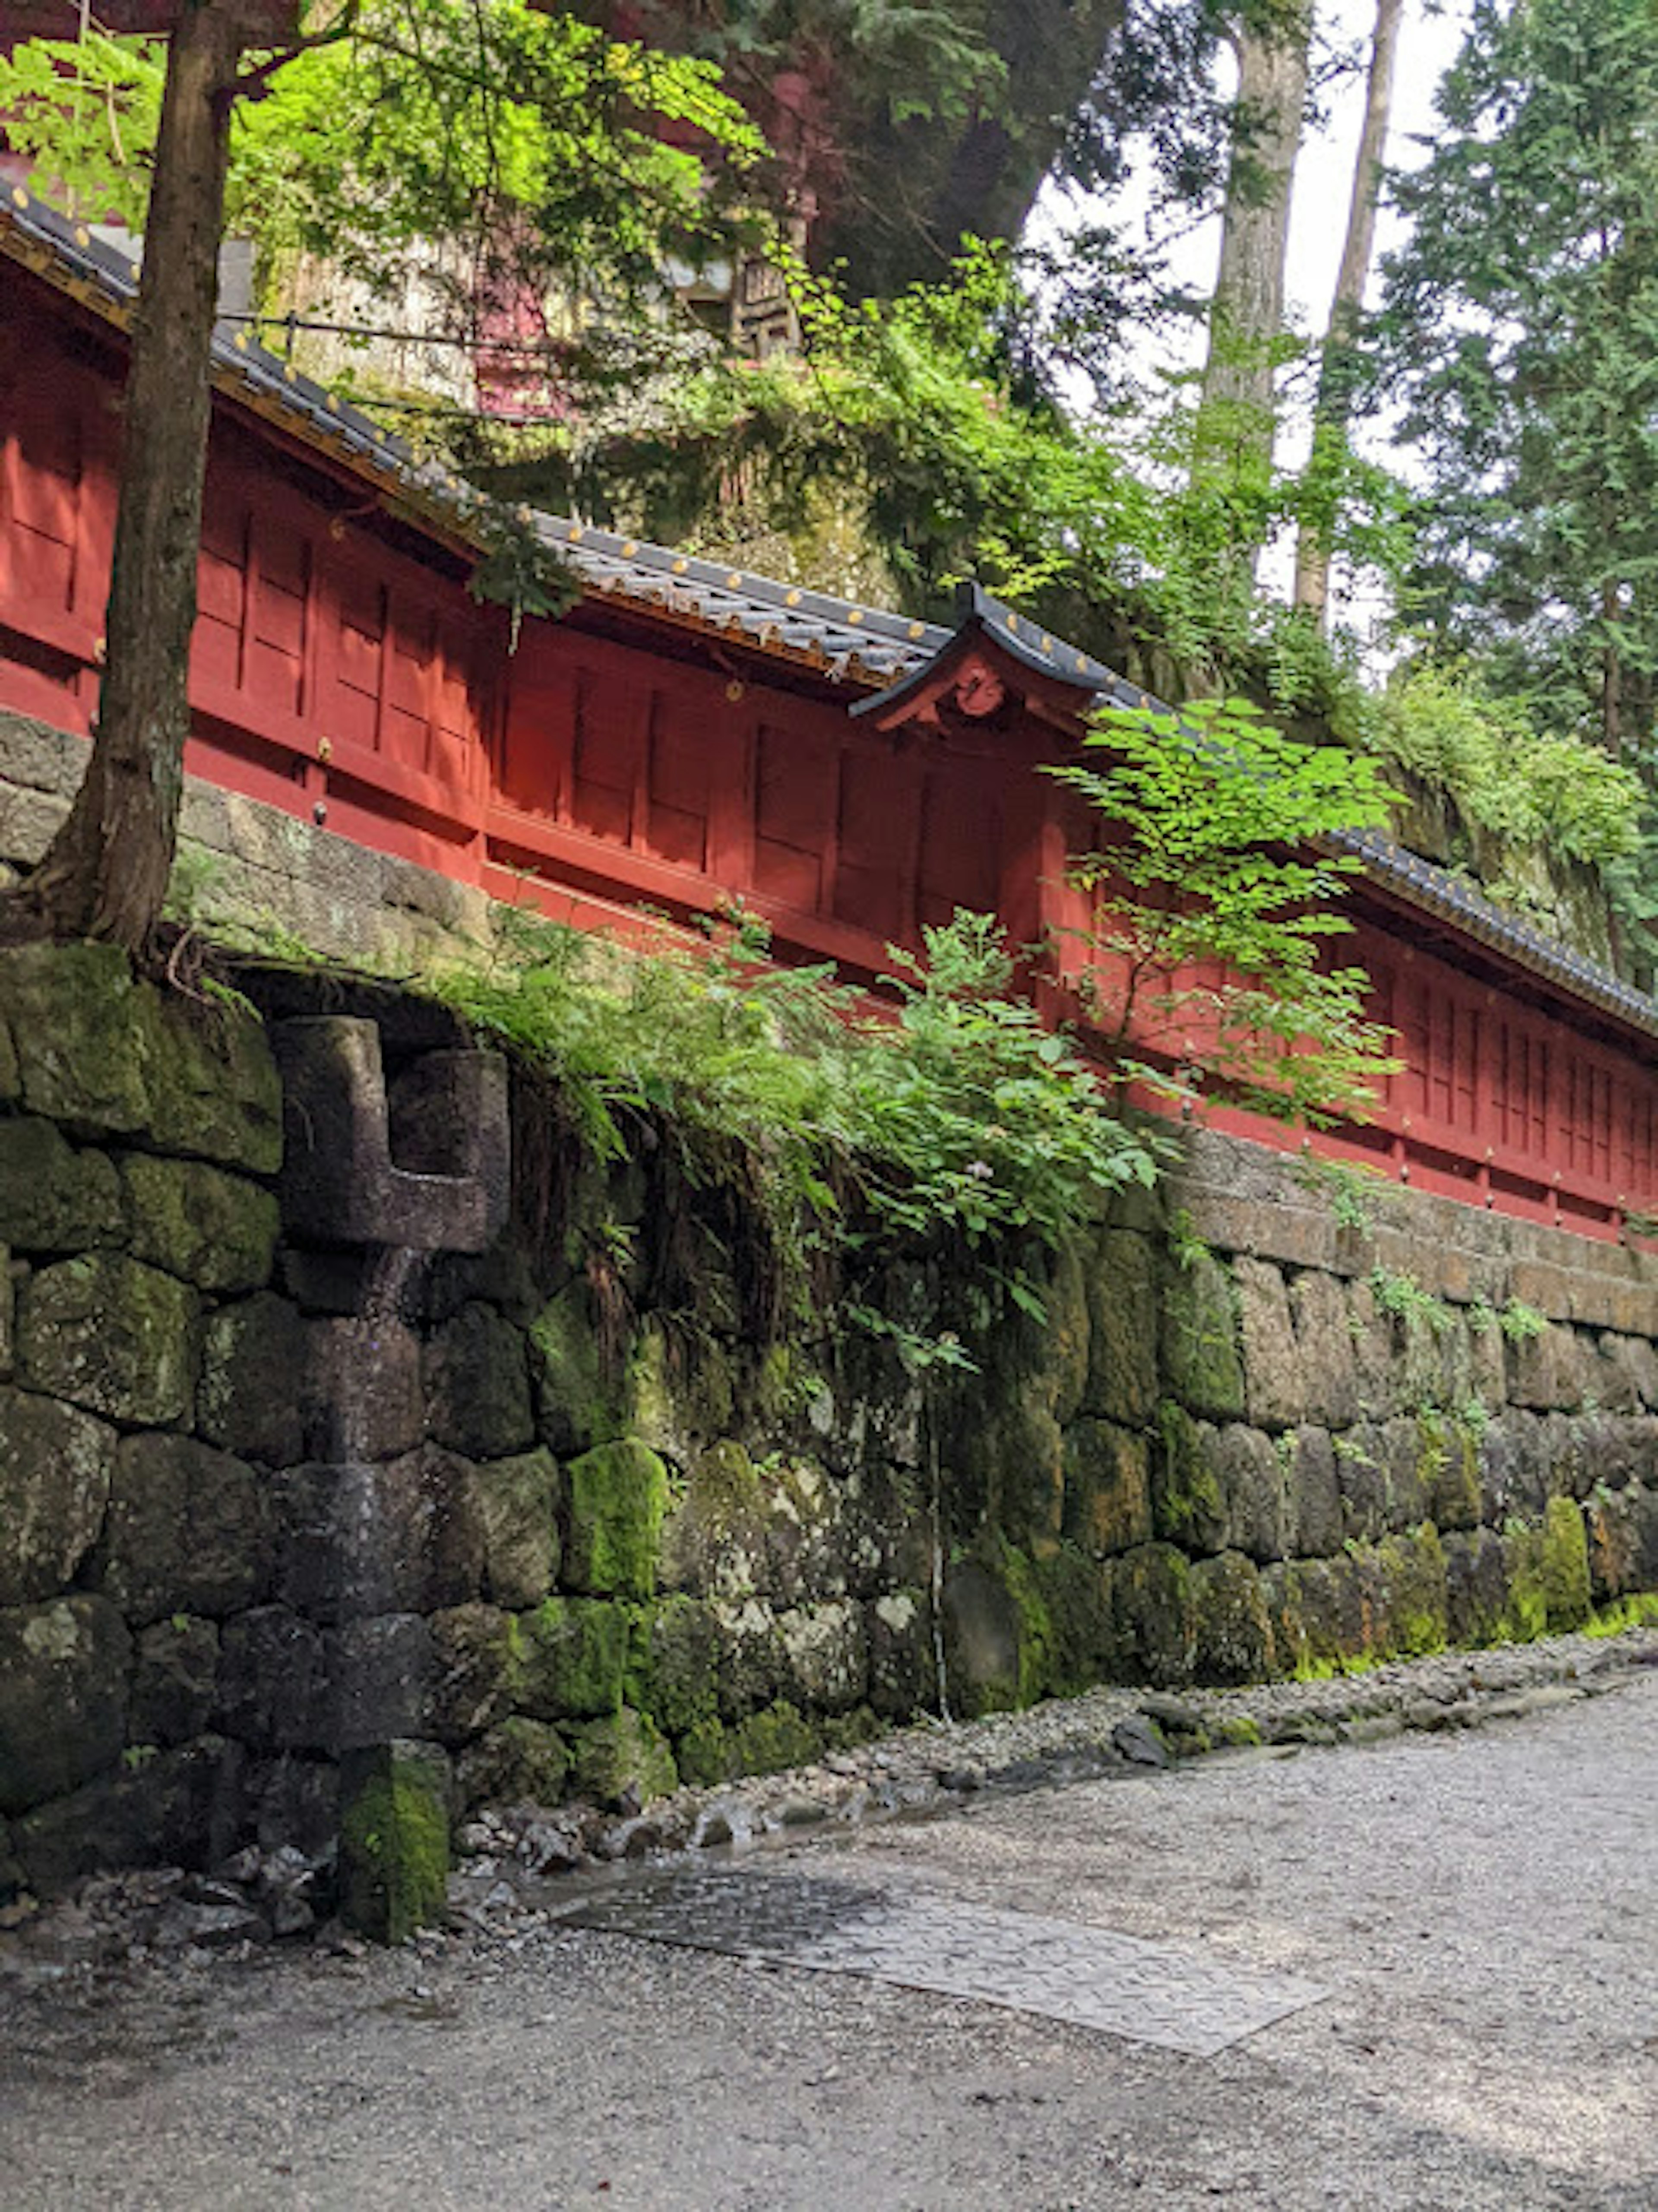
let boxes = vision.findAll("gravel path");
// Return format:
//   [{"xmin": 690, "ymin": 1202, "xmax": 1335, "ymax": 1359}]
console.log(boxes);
[{"xmin": 5, "ymin": 1653, "xmax": 1658, "ymax": 2210}]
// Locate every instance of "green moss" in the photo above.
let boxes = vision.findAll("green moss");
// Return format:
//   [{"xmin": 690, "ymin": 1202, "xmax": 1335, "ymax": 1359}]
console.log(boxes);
[
  {"xmin": 457, "ymin": 1717, "xmax": 570, "ymax": 1812},
  {"xmin": 675, "ymin": 1715, "xmax": 732, "ymax": 1788},
  {"xmin": 1160, "ymin": 1252, "xmax": 1246, "ymax": 1418},
  {"xmin": 728, "ymin": 1699, "xmax": 821, "ymax": 1776},
  {"xmin": 822, "ymin": 1705, "xmax": 883, "ymax": 1754},
  {"xmin": 1503, "ymin": 1496, "xmax": 1592, "ymax": 1639},
  {"xmin": 1030, "ymin": 1544, "xmax": 1118, "ymax": 1696},
  {"xmin": 564, "ymin": 1438, "xmax": 670, "ymax": 1598},
  {"xmin": 1112, "ymin": 1541, "xmax": 1197, "ymax": 1688},
  {"xmin": 570, "ymin": 1707, "xmax": 678, "ymax": 1810},
  {"xmin": 528, "ymin": 1282, "xmax": 623, "ymax": 1455},
  {"xmin": 1190, "ymin": 1551, "xmax": 1275, "ymax": 1684},
  {"xmin": 513, "ymin": 1598, "xmax": 628, "ymax": 1719},
  {"xmin": 1152, "ymin": 1402, "xmax": 1226, "ymax": 1551},
  {"xmin": 626, "ymin": 1597, "xmax": 721, "ymax": 1737},
  {"xmin": 1585, "ymin": 1592, "xmax": 1658, "ymax": 1638},
  {"xmin": 1217, "ymin": 1715, "xmax": 1263, "ymax": 1747},
  {"xmin": 339, "ymin": 1748, "xmax": 450, "ymax": 1945}
]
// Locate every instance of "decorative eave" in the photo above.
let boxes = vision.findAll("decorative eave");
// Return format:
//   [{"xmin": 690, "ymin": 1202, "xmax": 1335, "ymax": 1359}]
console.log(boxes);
[{"xmin": 851, "ymin": 582, "xmax": 1146, "ymax": 736}]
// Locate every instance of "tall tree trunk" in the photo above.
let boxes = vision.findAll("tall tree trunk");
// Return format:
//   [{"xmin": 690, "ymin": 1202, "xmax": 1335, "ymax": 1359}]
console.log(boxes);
[
  {"xmin": 1200, "ymin": 5, "xmax": 1313, "ymax": 448},
  {"xmin": 23, "ymin": 1, "xmax": 247, "ymax": 955},
  {"xmin": 1293, "ymin": 0, "xmax": 1403, "ymax": 624}
]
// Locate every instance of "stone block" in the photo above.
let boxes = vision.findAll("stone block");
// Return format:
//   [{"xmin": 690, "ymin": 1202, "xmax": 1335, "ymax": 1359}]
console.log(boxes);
[
  {"xmin": 100, "ymin": 1432, "xmax": 266, "ymax": 1623},
  {"xmin": 1033, "ymin": 1546, "xmax": 1120, "ymax": 1696},
  {"xmin": 1111, "ymin": 1544, "xmax": 1196, "ymax": 1690},
  {"xmin": 0, "ymin": 1384, "xmax": 114, "ymax": 1605},
  {"xmin": 147, "ymin": 998, "xmax": 282, "ymax": 1176},
  {"xmin": 216, "ymin": 1606, "xmax": 328, "ymax": 1751},
  {"xmin": 197, "ymin": 1292, "xmax": 309, "ymax": 1463},
  {"xmin": 304, "ymin": 1313, "xmax": 424, "ymax": 1461},
  {"xmin": 428, "ymin": 1604, "xmax": 515, "ymax": 1746},
  {"xmin": 0, "ymin": 1117, "xmax": 124, "ymax": 1253},
  {"xmin": 0, "ymin": 1596, "xmax": 131, "ymax": 1816},
  {"xmin": 775, "ymin": 1599, "xmax": 868, "ymax": 1715},
  {"xmin": 0, "ymin": 942, "xmax": 154, "ymax": 1136},
  {"xmin": 473, "ymin": 1448, "xmax": 562, "ymax": 1609},
  {"xmin": 1282, "ymin": 1425, "xmax": 1342, "ymax": 1559},
  {"xmin": 1149, "ymin": 1405, "xmax": 1227, "ymax": 1555},
  {"xmin": 245, "ymin": 1753, "xmax": 341, "ymax": 1860},
  {"xmin": 1476, "ymin": 1415, "xmax": 1552, "ymax": 1527},
  {"xmin": 455, "ymin": 1717, "xmax": 570, "ymax": 1815},
  {"xmin": 1443, "ymin": 1529, "xmax": 1509, "ymax": 1646},
  {"xmin": 1344, "ymin": 1279, "xmax": 1396, "ymax": 1419},
  {"xmin": 1289, "ymin": 1269, "xmax": 1360, "ymax": 1428},
  {"xmin": 1268, "ymin": 1554, "xmax": 1371, "ymax": 1671},
  {"xmin": 131, "ymin": 1617, "xmax": 221, "ymax": 1746},
  {"xmin": 119, "ymin": 1154, "xmax": 278, "ymax": 1294},
  {"xmin": 1508, "ymin": 1322, "xmax": 1589, "ymax": 1412},
  {"xmin": 563, "ymin": 1438, "xmax": 670, "ymax": 1599},
  {"xmin": 1372, "ymin": 1527, "xmax": 1449, "ymax": 1655},
  {"xmin": 0, "ymin": 1247, "xmax": 12, "ymax": 1378},
  {"xmin": 865, "ymin": 1589, "xmax": 933, "ymax": 1720},
  {"xmin": 1234, "ymin": 1259, "xmax": 1302, "ymax": 1432},
  {"xmin": 1189, "ymin": 1551, "xmax": 1274, "ymax": 1685},
  {"xmin": 1335, "ymin": 1424, "xmax": 1389, "ymax": 1544},
  {"xmin": 1589, "ymin": 1335, "xmax": 1644, "ymax": 1415},
  {"xmin": 711, "ymin": 1596, "xmax": 786, "ymax": 1718},
  {"xmin": 272, "ymin": 1019, "xmax": 506, "ymax": 1253},
  {"xmin": 13, "ymin": 1735, "xmax": 245, "ymax": 1896},
  {"xmin": 1425, "ymin": 1415, "xmax": 1481, "ymax": 1532},
  {"xmin": 316, "ymin": 1616, "xmax": 433, "ymax": 1754},
  {"xmin": 627, "ymin": 1596, "xmax": 721, "ymax": 1738},
  {"xmin": 1378, "ymin": 1416, "xmax": 1435, "ymax": 1533},
  {"xmin": 568, "ymin": 1708, "xmax": 677, "ymax": 1811},
  {"xmin": 18, "ymin": 1252, "xmax": 198, "ymax": 1426},
  {"xmin": 339, "ymin": 1739, "xmax": 451, "ymax": 1944},
  {"xmin": 1083, "ymin": 1230, "xmax": 1159, "ymax": 1424},
  {"xmin": 528, "ymin": 1280, "xmax": 624, "ymax": 1456},
  {"xmin": 271, "ymin": 1449, "xmax": 483, "ymax": 1624},
  {"xmin": 1061, "ymin": 1419, "xmax": 1152, "ymax": 1557},
  {"xmin": 1043, "ymin": 1238, "xmax": 1092, "ymax": 1428},
  {"xmin": 513, "ymin": 1597, "xmax": 628, "ymax": 1720},
  {"xmin": 424, "ymin": 1301, "xmax": 534, "ymax": 1459},
  {"xmin": 1212, "ymin": 1423, "xmax": 1288, "ymax": 1563},
  {"xmin": 1160, "ymin": 1251, "xmax": 1245, "ymax": 1419}
]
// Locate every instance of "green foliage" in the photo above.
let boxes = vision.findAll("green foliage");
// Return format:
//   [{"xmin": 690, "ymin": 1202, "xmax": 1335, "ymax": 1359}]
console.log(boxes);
[
  {"xmin": 1049, "ymin": 696, "xmax": 1401, "ymax": 1125},
  {"xmin": 1368, "ymin": 1267, "xmax": 1454, "ymax": 1338},
  {"xmin": 430, "ymin": 905, "xmax": 1160, "ymax": 1336},
  {"xmin": 1373, "ymin": 666, "xmax": 1643, "ymax": 873},
  {"xmin": 1377, "ymin": 0, "xmax": 1658, "ymax": 774},
  {"xmin": 1289, "ymin": 1149, "xmax": 1390, "ymax": 1233}
]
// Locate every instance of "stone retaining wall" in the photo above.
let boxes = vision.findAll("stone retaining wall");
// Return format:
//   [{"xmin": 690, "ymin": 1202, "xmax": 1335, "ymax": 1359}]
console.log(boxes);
[{"xmin": 5, "ymin": 940, "xmax": 1658, "ymax": 1924}]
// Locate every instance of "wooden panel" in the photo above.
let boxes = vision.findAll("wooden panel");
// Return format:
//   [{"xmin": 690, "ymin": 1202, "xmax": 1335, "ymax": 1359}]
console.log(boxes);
[
  {"xmin": 247, "ymin": 513, "xmax": 308, "ymax": 716},
  {"xmin": 918, "ymin": 764, "xmax": 999, "ymax": 930},
  {"xmin": 752, "ymin": 721, "xmax": 833, "ymax": 912},
  {"xmin": 570, "ymin": 670, "xmax": 642, "ymax": 846},
  {"xmin": 0, "ymin": 376, "xmax": 81, "ymax": 617},
  {"xmin": 643, "ymin": 692, "xmax": 709, "ymax": 873},
  {"xmin": 330, "ymin": 574, "xmax": 385, "ymax": 749},
  {"xmin": 195, "ymin": 497, "xmax": 248, "ymax": 693},
  {"xmin": 833, "ymin": 746, "xmax": 912, "ymax": 941}
]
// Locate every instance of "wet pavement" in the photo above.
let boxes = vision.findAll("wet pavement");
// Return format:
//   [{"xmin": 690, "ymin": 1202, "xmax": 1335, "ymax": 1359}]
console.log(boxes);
[{"xmin": 5, "ymin": 1669, "xmax": 1658, "ymax": 2209}]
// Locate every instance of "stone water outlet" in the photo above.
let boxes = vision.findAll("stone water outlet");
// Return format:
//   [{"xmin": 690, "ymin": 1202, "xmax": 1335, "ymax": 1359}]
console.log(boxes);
[{"xmin": 269, "ymin": 1015, "xmax": 509, "ymax": 1935}]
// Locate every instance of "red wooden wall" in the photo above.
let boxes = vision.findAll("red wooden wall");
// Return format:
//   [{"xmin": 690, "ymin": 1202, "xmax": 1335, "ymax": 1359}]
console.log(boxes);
[{"xmin": 3, "ymin": 260, "xmax": 1657, "ymax": 1240}]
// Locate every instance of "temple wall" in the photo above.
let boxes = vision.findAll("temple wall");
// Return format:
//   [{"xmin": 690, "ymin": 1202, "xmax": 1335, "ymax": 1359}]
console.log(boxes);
[{"xmin": 5, "ymin": 940, "xmax": 1658, "ymax": 1924}]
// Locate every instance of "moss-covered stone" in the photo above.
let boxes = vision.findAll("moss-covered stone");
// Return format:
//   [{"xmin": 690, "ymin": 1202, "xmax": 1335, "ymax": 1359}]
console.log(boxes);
[
  {"xmin": 1262, "ymin": 1555, "xmax": 1373, "ymax": 1675},
  {"xmin": 1190, "ymin": 1551, "xmax": 1275, "ymax": 1684},
  {"xmin": 196, "ymin": 1292, "xmax": 308, "ymax": 1463},
  {"xmin": 456, "ymin": 1716, "xmax": 570, "ymax": 1813},
  {"xmin": 474, "ymin": 1448, "xmax": 562, "ymax": 1610},
  {"xmin": 1161, "ymin": 1251, "xmax": 1246, "ymax": 1420},
  {"xmin": 1085, "ymin": 1230, "xmax": 1159, "ymax": 1425},
  {"xmin": 130, "ymin": 1616, "xmax": 218, "ymax": 1747},
  {"xmin": 866, "ymin": 1589, "xmax": 934, "ymax": 1719},
  {"xmin": 1373, "ymin": 1526, "xmax": 1448, "ymax": 1657},
  {"xmin": 0, "ymin": 1118, "xmax": 125, "ymax": 1253},
  {"xmin": 19, "ymin": 1252, "xmax": 199, "ymax": 1426},
  {"xmin": 1031, "ymin": 1545, "xmax": 1118, "ymax": 1696},
  {"xmin": 339, "ymin": 1740, "xmax": 450, "ymax": 1945},
  {"xmin": 513, "ymin": 1598, "xmax": 628, "ymax": 1720},
  {"xmin": 1112, "ymin": 1543, "xmax": 1196, "ymax": 1689},
  {"xmin": 942, "ymin": 1549, "xmax": 1050, "ymax": 1715},
  {"xmin": 528, "ymin": 1281, "xmax": 623, "ymax": 1456},
  {"xmin": 0, "ymin": 1595, "xmax": 132, "ymax": 1816},
  {"xmin": 775, "ymin": 1599, "xmax": 868, "ymax": 1714},
  {"xmin": 627, "ymin": 1596, "xmax": 721, "ymax": 1738},
  {"xmin": 0, "ymin": 943, "xmax": 154, "ymax": 1136},
  {"xmin": 1062, "ymin": 1419, "xmax": 1152, "ymax": 1557},
  {"xmin": 100, "ymin": 1431, "xmax": 264, "ymax": 1623},
  {"xmin": 1151, "ymin": 1403, "xmax": 1227, "ymax": 1553},
  {"xmin": 569, "ymin": 1706, "xmax": 677, "ymax": 1809},
  {"xmin": 148, "ymin": 994, "xmax": 282, "ymax": 1175},
  {"xmin": 118, "ymin": 1155, "xmax": 278, "ymax": 1294},
  {"xmin": 625, "ymin": 1320, "xmax": 736, "ymax": 1467},
  {"xmin": 563, "ymin": 1438, "xmax": 670, "ymax": 1599},
  {"xmin": 1443, "ymin": 1528, "xmax": 1509, "ymax": 1646},
  {"xmin": 674, "ymin": 1715, "xmax": 731, "ymax": 1788},
  {"xmin": 1427, "ymin": 1414, "xmax": 1482, "ymax": 1532},
  {"xmin": 429, "ymin": 1604, "xmax": 516, "ymax": 1745},
  {"xmin": 726, "ymin": 1699, "xmax": 820, "ymax": 1778},
  {"xmin": 424, "ymin": 1302, "xmax": 535, "ymax": 1461},
  {"xmin": 1503, "ymin": 1494, "xmax": 1591, "ymax": 1638},
  {"xmin": 0, "ymin": 1384, "xmax": 114, "ymax": 1606}
]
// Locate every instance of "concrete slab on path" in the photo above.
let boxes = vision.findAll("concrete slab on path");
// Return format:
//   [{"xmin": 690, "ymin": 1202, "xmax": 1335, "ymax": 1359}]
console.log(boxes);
[{"xmin": 560, "ymin": 1863, "xmax": 1328, "ymax": 2055}]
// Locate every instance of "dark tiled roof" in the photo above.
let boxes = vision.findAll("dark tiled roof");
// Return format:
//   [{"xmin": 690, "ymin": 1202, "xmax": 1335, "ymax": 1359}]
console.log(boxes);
[{"xmin": 5, "ymin": 182, "xmax": 1657, "ymax": 1041}]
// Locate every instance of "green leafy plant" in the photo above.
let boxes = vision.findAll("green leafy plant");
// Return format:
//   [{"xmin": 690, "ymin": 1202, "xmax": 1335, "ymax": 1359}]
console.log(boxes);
[
  {"xmin": 1368, "ymin": 1266, "xmax": 1454, "ymax": 1337},
  {"xmin": 1499, "ymin": 1297, "xmax": 1548, "ymax": 1344},
  {"xmin": 1291, "ymin": 1149, "xmax": 1392, "ymax": 1232},
  {"xmin": 1049, "ymin": 696, "xmax": 1402, "ymax": 1127}
]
